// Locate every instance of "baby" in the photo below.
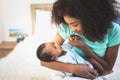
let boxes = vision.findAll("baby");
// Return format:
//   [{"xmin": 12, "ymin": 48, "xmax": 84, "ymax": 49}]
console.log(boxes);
[{"xmin": 36, "ymin": 42, "xmax": 94, "ymax": 76}]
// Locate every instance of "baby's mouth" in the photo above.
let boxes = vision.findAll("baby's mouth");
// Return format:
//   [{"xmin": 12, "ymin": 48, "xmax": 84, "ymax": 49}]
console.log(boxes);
[
  {"xmin": 59, "ymin": 50, "xmax": 67, "ymax": 57},
  {"xmin": 62, "ymin": 50, "xmax": 67, "ymax": 55}
]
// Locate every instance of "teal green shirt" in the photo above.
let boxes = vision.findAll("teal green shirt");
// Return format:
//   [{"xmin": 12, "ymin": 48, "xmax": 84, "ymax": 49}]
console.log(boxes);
[{"xmin": 57, "ymin": 23, "xmax": 120, "ymax": 59}]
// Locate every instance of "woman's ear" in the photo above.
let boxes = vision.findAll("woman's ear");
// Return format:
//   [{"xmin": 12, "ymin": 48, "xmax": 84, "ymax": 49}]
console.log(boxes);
[{"xmin": 51, "ymin": 56, "xmax": 57, "ymax": 60}]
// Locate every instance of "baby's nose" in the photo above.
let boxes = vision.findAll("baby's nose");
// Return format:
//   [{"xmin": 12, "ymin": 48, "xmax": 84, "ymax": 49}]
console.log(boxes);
[{"xmin": 55, "ymin": 43, "xmax": 59, "ymax": 47}]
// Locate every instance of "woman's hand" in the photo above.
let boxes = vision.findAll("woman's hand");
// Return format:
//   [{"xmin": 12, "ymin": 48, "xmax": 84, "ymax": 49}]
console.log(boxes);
[
  {"xmin": 41, "ymin": 61, "xmax": 98, "ymax": 79},
  {"xmin": 68, "ymin": 34, "xmax": 86, "ymax": 48},
  {"xmin": 73, "ymin": 64, "xmax": 98, "ymax": 79}
]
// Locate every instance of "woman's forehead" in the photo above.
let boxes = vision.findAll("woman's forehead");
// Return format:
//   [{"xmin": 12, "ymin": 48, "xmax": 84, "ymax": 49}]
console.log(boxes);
[
  {"xmin": 64, "ymin": 15, "xmax": 80, "ymax": 24},
  {"xmin": 44, "ymin": 43, "xmax": 53, "ymax": 53}
]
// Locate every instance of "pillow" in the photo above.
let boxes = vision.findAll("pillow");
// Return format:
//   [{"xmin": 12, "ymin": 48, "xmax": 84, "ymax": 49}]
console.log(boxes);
[{"xmin": 34, "ymin": 10, "xmax": 57, "ymax": 42}]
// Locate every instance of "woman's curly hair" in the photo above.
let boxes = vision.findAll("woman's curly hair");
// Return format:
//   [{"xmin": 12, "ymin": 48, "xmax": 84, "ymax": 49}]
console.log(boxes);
[{"xmin": 51, "ymin": 0, "xmax": 119, "ymax": 41}]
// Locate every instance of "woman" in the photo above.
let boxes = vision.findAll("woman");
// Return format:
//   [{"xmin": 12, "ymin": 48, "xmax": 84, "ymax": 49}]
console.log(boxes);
[{"xmin": 41, "ymin": 0, "xmax": 120, "ymax": 79}]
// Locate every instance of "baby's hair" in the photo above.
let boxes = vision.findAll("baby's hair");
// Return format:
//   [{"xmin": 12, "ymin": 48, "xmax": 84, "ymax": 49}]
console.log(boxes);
[{"xmin": 36, "ymin": 43, "xmax": 54, "ymax": 62}]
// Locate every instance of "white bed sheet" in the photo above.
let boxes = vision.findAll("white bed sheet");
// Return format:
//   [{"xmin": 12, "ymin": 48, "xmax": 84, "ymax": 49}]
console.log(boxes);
[
  {"xmin": 0, "ymin": 35, "xmax": 120, "ymax": 80},
  {"xmin": 0, "ymin": 35, "xmax": 54, "ymax": 80}
]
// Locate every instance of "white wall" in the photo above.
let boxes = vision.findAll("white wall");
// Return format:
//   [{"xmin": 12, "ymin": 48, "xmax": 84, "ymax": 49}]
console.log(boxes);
[
  {"xmin": 0, "ymin": 0, "xmax": 119, "ymax": 41},
  {"xmin": 0, "ymin": 21, "xmax": 4, "ymax": 43},
  {"xmin": 0, "ymin": 1, "xmax": 4, "ymax": 43},
  {"xmin": 0, "ymin": 0, "xmax": 55, "ymax": 41}
]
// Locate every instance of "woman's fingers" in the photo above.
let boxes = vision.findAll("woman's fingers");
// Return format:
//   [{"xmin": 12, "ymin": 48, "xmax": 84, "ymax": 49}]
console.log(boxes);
[
  {"xmin": 84, "ymin": 64, "xmax": 98, "ymax": 79},
  {"xmin": 90, "ymin": 69, "xmax": 99, "ymax": 77},
  {"xmin": 73, "ymin": 64, "xmax": 98, "ymax": 79},
  {"xmin": 69, "ymin": 34, "xmax": 80, "ymax": 41},
  {"xmin": 85, "ymin": 65, "xmax": 98, "ymax": 79},
  {"xmin": 87, "ymin": 73, "xmax": 96, "ymax": 79},
  {"xmin": 74, "ymin": 35, "xmax": 80, "ymax": 40}
]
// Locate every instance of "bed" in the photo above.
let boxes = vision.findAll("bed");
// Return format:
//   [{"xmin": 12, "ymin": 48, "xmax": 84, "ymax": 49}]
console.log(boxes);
[{"xmin": 0, "ymin": 3, "xmax": 120, "ymax": 80}]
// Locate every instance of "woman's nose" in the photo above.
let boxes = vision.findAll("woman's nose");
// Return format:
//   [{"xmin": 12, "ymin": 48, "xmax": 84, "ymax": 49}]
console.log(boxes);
[{"xmin": 73, "ymin": 29, "xmax": 77, "ymax": 32}]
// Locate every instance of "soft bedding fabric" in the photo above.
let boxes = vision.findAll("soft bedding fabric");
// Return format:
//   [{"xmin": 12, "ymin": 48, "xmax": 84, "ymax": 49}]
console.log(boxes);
[
  {"xmin": 0, "ymin": 36, "xmax": 54, "ymax": 80},
  {"xmin": 0, "ymin": 35, "xmax": 119, "ymax": 80}
]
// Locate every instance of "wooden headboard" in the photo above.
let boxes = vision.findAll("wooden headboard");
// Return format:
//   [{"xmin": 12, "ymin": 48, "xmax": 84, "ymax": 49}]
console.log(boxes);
[{"xmin": 31, "ymin": 4, "xmax": 53, "ymax": 34}]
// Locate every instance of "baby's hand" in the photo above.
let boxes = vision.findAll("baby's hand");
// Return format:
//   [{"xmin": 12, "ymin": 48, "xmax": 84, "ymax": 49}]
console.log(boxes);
[
  {"xmin": 68, "ymin": 34, "xmax": 80, "ymax": 42},
  {"xmin": 68, "ymin": 35, "xmax": 86, "ymax": 48}
]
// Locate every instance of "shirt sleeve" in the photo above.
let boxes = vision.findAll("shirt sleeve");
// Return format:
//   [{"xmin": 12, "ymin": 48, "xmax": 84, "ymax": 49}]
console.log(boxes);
[
  {"xmin": 107, "ymin": 23, "xmax": 120, "ymax": 47},
  {"xmin": 57, "ymin": 24, "xmax": 75, "ymax": 40}
]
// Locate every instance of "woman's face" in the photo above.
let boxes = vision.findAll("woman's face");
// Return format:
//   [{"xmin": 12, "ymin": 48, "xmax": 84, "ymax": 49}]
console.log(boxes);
[{"xmin": 64, "ymin": 15, "xmax": 83, "ymax": 34}]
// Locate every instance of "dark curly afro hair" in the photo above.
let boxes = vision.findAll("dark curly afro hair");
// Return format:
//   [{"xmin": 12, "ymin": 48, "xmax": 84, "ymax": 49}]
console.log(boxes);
[{"xmin": 52, "ymin": 0, "xmax": 119, "ymax": 41}]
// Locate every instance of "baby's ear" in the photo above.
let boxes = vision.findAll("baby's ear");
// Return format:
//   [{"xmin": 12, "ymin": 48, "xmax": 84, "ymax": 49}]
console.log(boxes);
[{"xmin": 51, "ymin": 56, "xmax": 57, "ymax": 60}]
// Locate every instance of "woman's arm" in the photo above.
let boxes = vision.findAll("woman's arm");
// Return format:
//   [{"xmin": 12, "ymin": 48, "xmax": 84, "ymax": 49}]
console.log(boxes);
[
  {"xmin": 53, "ymin": 33, "xmax": 64, "ymax": 45},
  {"xmin": 88, "ymin": 58, "xmax": 105, "ymax": 73},
  {"xmin": 41, "ymin": 61, "xmax": 98, "ymax": 79},
  {"xmin": 41, "ymin": 61, "xmax": 74, "ymax": 73},
  {"xmin": 69, "ymin": 37, "xmax": 119, "ymax": 73},
  {"xmin": 81, "ymin": 43, "xmax": 119, "ymax": 71},
  {"xmin": 88, "ymin": 58, "xmax": 113, "ymax": 76},
  {"xmin": 41, "ymin": 33, "xmax": 98, "ymax": 79}
]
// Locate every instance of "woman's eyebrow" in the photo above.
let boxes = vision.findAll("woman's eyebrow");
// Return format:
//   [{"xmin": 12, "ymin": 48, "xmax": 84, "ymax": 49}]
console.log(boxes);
[{"xmin": 69, "ymin": 22, "xmax": 76, "ymax": 25}]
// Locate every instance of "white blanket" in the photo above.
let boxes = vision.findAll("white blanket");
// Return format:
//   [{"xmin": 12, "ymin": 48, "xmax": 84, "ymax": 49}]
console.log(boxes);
[
  {"xmin": 0, "ymin": 36, "xmax": 54, "ymax": 80},
  {"xmin": 0, "ymin": 35, "xmax": 120, "ymax": 80}
]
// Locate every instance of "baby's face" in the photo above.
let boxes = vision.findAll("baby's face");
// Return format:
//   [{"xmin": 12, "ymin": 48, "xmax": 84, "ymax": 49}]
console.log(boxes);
[{"xmin": 44, "ymin": 42, "xmax": 63, "ymax": 57}]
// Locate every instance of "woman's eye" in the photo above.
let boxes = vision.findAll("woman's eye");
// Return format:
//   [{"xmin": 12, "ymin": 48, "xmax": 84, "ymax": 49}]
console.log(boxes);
[{"xmin": 73, "ymin": 24, "xmax": 78, "ymax": 27}]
